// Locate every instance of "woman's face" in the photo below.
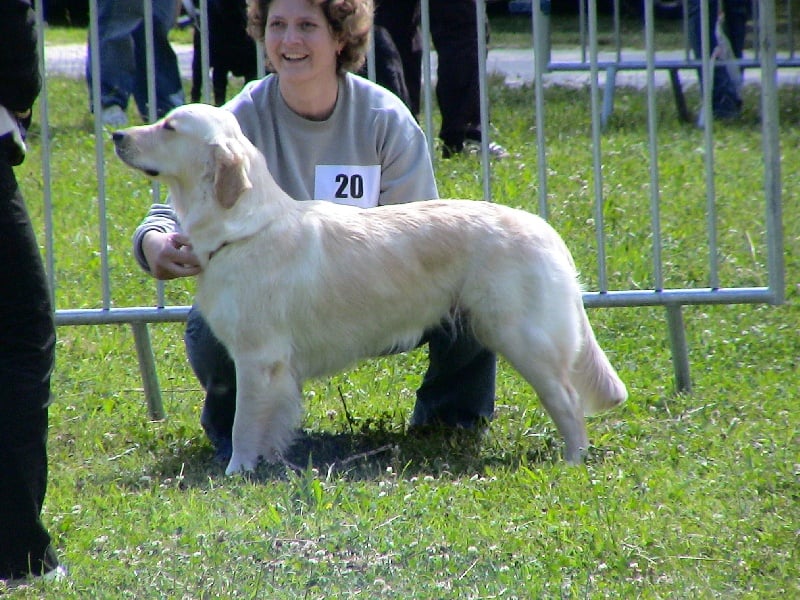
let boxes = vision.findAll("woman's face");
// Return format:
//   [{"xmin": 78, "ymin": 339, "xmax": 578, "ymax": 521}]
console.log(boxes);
[{"xmin": 264, "ymin": 0, "xmax": 343, "ymax": 85}]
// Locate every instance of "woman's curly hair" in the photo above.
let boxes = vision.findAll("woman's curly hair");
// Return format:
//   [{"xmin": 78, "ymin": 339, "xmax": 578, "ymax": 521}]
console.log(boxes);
[{"xmin": 246, "ymin": 0, "xmax": 373, "ymax": 74}]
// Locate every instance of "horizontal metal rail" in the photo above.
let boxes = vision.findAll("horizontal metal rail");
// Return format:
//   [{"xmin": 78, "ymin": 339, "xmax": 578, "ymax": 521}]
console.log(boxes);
[
  {"xmin": 545, "ymin": 57, "xmax": 800, "ymax": 72},
  {"xmin": 52, "ymin": 284, "xmax": 778, "ymax": 328},
  {"xmin": 581, "ymin": 287, "xmax": 778, "ymax": 309},
  {"xmin": 55, "ymin": 306, "xmax": 192, "ymax": 327}
]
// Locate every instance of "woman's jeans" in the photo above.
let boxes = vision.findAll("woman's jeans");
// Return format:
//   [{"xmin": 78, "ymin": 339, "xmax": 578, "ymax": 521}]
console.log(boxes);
[
  {"xmin": 184, "ymin": 306, "xmax": 496, "ymax": 461},
  {"xmin": 86, "ymin": 0, "xmax": 185, "ymax": 119}
]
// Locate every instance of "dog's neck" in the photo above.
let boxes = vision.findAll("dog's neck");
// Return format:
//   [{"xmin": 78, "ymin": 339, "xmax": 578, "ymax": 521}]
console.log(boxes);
[
  {"xmin": 171, "ymin": 148, "xmax": 296, "ymax": 266},
  {"xmin": 207, "ymin": 240, "xmax": 231, "ymax": 262}
]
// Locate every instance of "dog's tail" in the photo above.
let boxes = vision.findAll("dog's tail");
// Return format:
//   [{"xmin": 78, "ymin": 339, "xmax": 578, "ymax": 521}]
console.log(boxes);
[{"xmin": 571, "ymin": 305, "xmax": 628, "ymax": 416}]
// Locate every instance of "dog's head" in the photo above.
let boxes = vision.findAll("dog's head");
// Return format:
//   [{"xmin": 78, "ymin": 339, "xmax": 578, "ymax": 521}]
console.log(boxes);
[{"xmin": 113, "ymin": 103, "xmax": 252, "ymax": 210}]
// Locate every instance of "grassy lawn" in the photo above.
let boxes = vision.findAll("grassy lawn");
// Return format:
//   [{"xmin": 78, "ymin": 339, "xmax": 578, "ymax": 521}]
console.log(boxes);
[{"xmin": 6, "ymin": 17, "xmax": 799, "ymax": 600}]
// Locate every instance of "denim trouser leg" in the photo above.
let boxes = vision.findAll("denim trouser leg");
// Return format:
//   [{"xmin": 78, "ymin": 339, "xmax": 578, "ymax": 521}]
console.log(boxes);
[
  {"xmin": 184, "ymin": 306, "xmax": 236, "ymax": 462},
  {"xmin": 688, "ymin": 0, "xmax": 743, "ymax": 118},
  {"xmin": 86, "ymin": 0, "xmax": 184, "ymax": 118},
  {"xmin": 186, "ymin": 305, "xmax": 497, "ymax": 458},
  {"xmin": 130, "ymin": 0, "xmax": 185, "ymax": 119},
  {"xmin": 86, "ymin": 0, "xmax": 141, "ymax": 111},
  {"xmin": 411, "ymin": 318, "xmax": 496, "ymax": 428},
  {"xmin": 722, "ymin": 0, "xmax": 751, "ymax": 60}
]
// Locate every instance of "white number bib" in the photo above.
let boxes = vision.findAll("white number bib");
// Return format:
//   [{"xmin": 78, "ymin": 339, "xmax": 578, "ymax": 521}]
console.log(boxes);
[{"xmin": 314, "ymin": 165, "xmax": 381, "ymax": 208}]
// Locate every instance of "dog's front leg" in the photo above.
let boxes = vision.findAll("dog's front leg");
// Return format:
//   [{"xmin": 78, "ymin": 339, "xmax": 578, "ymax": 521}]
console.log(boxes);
[{"xmin": 225, "ymin": 358, "xmax": 303, "ymax": 475}]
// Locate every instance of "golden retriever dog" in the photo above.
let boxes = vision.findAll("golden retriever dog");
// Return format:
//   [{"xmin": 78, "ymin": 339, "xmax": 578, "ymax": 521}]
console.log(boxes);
[{"xmin": 113, "ymin": 104, "xmax": 627, "ymax": 474}]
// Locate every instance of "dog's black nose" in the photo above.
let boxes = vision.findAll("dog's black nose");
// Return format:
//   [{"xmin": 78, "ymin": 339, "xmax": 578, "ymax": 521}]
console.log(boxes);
[{"xmin": 111, "ymin": 131, "xmax": 124, "ymax": 142}]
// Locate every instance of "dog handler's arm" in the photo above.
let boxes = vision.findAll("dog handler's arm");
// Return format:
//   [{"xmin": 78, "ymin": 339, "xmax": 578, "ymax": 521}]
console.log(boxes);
[
  {"xmin": 141, "ymin": 231, "xmax": 201, "ymax": 280},
  {"xmin": 133, "ymin": 202, "xmax": 201, "ymax": 280}
]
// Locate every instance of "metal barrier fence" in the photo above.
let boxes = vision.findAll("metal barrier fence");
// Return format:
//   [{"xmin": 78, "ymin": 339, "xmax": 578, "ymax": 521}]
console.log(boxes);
[
  {"xmin": 34, "ymin": 1, "xmax": 786, "ymax": 417},
  {"xmin": 531, "ymin": 0, "xmax": 786, "ymax": 390}
]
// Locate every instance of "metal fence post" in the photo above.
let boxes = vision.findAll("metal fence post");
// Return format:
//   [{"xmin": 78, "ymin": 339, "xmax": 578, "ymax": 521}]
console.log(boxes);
[
  {"xmin": 665, "ymin": 305, "xmax": 692, "ymax": 394},
  {"xmin": 131, "ymin": 322, "xmax": 165, "ymax": 420}
]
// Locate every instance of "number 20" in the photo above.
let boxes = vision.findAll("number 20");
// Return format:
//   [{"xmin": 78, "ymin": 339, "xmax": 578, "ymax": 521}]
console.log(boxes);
[{"xmin": 334, "ymin": 173, "xmax": 364, "ymax": 199}]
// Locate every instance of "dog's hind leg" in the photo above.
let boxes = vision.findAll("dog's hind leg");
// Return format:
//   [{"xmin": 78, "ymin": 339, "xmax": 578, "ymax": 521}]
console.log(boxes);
[
  {"xmin": 493, "ymin": 325, "xmax": 590, "ymax": 464},
  {"xmin": 226, "ymin": 358, "xmax": 303, "ymax": 475}
]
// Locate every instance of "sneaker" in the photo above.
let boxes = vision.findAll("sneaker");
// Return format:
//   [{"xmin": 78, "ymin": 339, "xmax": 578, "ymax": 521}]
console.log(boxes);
[
  {"xmin": 441, "ymin": 141, "xmax": 464, "ymax": 159},
  {"xmin": 464, "ymin": 138, "xmax": 510, "ymax": 159},
  {"xmin": 42, "ymin": 565, "xmax": 68, "ymax": 582},
  {"xmin": 3, "ymin": 565, "xmax": 67, "ymax": 590},
  {"xmin": 443, "ymin": 137, "xmax": 509, "ymax": 160},
  {"xmin": 101, "ymin": 104, "xmax": 128, "ymax": 128}
]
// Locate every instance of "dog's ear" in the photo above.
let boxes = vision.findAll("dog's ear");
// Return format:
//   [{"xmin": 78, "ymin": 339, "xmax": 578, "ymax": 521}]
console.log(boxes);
[{"xmin": 212, "ymin": 139, "xmax": 253, "ymax": 209}]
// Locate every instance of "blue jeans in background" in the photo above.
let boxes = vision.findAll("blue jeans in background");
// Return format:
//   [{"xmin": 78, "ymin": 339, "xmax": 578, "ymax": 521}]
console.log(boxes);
[
  {"xmin": 184, "ymin": 305, "xmax": 496, "ymax": 463},
  {"xmin": 86, "ymin": 0, "xmax": 185, "ymax": 120},
  {"xmin": 688, "ymin": 0, "xmax": 751, "ymax": 120}
]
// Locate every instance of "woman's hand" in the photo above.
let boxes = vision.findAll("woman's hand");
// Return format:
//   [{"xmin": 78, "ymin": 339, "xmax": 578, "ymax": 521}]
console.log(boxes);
[{"xmin": 141, "ymin": 231, "xmax": 202, "ymax": 280}]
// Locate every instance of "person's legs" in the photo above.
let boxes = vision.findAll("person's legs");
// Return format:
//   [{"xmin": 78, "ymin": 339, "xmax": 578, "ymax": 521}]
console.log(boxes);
[
  {"xmin": 429, "ymin": 0, "xmax": 481, "ymax": 153},
  {"xmin": 86, "ymin": 0, "xmax": 141, "ymax": 114},
  {"xmin": 0, "ymin": 164, "xmax": 58, "ymax": 580},
  {"xmin": 688, "ymin": 0, "xmax": 742, "ymax": 119},
  {"xmin": 374, "ymin": 0, "xmax": 422, "ymax": 115},
  {"xmin": 184, "ymin": 307, "xmax": 236, "ymax": 462},
  {"xmin": 150, "ymin": 0, "xmax": 186, "ymax": 116},
  {"xmin": 411, "ymin": 317, "xmax": 496, "ymax": 428},
  {"xmin": 369, "ymin": 25, "xmax": 413, "ymax": 110},
  {"xmin": 721, "ymin": 0, "xmax": 751, "ymax": 60},
  {"xmin": 131, "ymin": 0, "xmax": 185, "ymax": 120},
  {"xmin": 186, "ymin": 306, "xmax": 495, "ymax": 452}
]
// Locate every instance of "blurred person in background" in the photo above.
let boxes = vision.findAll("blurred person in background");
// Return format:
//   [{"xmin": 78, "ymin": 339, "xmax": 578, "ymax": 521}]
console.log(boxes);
[
  {"xmin": 688, "ymin": 0, "xmax": 750, "ymax": 121},
  {"xmin": 86, "ymin": 0, "xmax": 185, "ymax": 127},
  {"xmin": 373, "ymin": 0, "xmax": 507, "ymax": 158}
]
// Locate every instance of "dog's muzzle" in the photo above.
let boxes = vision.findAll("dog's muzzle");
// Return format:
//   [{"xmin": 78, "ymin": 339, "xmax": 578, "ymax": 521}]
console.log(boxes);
[{"xmin": 112, "ymin": 131, "xmax": 160, "ymax": 177}]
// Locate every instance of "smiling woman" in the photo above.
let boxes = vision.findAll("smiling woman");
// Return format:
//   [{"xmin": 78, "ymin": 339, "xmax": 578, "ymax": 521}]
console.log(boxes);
[
  {"xmin": 258, "ymin": 0, "xmax": 355, "ymax": 119},
  {"xmin": 246, "ymin": 0, "xmax": 372, "ymax": 73}
]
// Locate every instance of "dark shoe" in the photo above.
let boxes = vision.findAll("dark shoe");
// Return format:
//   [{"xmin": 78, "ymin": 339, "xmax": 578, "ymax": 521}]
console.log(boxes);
[
  {"xmin": 3, "ymin": 546, "xmax": 67, "ymax": 590},
  {"xmin": 210, "ymin": 436, "xmax": 233, "ymax": 464},
  {"xmin": 4, "ymin": 565, "xmax": 67, "ymax": 589},
  {"xmin": 441, "ymin": 141, "xmax": 464, "ymax": 159},
  {"xmin": 408, "ymin": 412, "xmax": 493, "ymax": 431},
  {"xmin": 201, "ymin": 416, "xmax": 233, "ymax": 463}
]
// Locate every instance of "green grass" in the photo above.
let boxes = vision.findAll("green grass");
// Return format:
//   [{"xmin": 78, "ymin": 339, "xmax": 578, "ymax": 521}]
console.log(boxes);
[{"xmin": 5, "ymin": 59, "xmax": 799, "ymax": 599}]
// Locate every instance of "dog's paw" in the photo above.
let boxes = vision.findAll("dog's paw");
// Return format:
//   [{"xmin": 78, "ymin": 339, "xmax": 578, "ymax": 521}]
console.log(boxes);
[{"xmin": 225, "ymin": 453, "xmax": 258, "ymax": 475}]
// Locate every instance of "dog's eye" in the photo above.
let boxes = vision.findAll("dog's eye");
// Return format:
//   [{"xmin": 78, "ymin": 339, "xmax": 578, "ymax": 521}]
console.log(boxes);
[{"xmin": 163, "ymin": 121, "xmax": 175, "ymax": 131}]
